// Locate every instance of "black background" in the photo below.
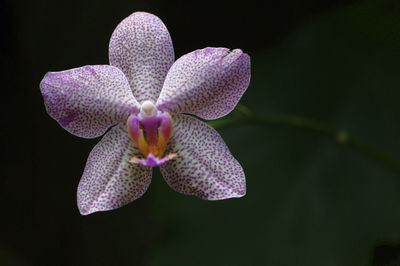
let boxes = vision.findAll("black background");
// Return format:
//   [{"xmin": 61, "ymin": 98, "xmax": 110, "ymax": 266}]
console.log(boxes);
[{"xmin": 2, "ymin": 0, "xmax": 400, "ymax": 265}]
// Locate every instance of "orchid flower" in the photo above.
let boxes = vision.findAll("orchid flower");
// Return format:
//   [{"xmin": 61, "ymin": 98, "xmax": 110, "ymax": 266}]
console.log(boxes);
[{"xmin": 40, "ymin": 12, "xmax": 251, "ymax": 215}]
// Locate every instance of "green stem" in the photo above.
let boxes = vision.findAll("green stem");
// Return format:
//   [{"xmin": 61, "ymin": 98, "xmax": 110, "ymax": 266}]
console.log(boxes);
[{"xmin": 208, "ymin": 106, "xmax": 400, "ymax": 176}]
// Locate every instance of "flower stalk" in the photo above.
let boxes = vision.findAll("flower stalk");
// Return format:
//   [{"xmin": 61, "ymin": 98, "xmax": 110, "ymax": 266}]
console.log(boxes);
[{"xmin": 209, "ymin": 105, "xmax": 400, "ymax": 176}]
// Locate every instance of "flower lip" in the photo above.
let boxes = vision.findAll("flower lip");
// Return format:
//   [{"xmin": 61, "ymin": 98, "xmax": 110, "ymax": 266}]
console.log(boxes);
[
  {"xmin": 129, "ymin": 152, "xmax": 177, "ymax": 167},
  {"xmin": 127, "ymin": 109, "xmax": 173, "ymax": 163}
]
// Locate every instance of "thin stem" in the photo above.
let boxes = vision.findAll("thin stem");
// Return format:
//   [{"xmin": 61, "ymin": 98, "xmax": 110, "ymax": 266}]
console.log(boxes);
[{"xmin": 208, "ymin": 106, "xmax": 400, "ymax": 176}]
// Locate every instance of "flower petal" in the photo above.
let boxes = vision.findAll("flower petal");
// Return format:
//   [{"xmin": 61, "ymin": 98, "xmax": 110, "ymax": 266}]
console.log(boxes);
[
  {"xmin": 156, "ymin": 47, "xmax": 250, "ymax": 120},
  {"xmin": 77, "ymin": 123, "xmax": 152, "ymax": 215},
  {"xmin": 109, "ymin": 12, "xmax": 175, "ymax": 103},
  {"xmin": 160, "ymin": 114, "xmax": 246, "ymax": 200},
  {"xmin": 40, "ymin": 65, "xmax": 140, "ymax": 138}
]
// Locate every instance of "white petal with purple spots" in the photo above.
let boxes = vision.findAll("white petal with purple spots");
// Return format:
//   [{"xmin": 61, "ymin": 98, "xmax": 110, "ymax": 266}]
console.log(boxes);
[
  {"xmin": 160, "ymin": 114, "xmax": 246, "ymax": 200},
  {"xmin": 109, "ymin": 12, "xmax": 175, "ymax": 103},
  {"xmin": 40, "ymin": 65, "xmax": 140, "ymax": 138},
  {"xmin": 156, "ymin": 47, "xmax": 250, "ymax": 120},
  {"xmin": 77, "ymin": 123, "xmax": 152, "ymax": 215}
]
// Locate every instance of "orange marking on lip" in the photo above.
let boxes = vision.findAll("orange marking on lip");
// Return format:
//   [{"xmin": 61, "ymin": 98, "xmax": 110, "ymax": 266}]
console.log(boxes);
[{"xmin": 126, "ymin": 112, "xmax": 173, "ymax": 159}]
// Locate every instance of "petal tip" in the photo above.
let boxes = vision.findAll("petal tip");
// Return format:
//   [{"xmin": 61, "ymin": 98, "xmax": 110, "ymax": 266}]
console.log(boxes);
[
  {"xmin": 232, "ymin": 189, "xmax": 246, "ymax": 199},
  {"xmin": 77, "ymin": 205, "xmax": 109, "ymax": 216},
  {"xmin": 78, "ymin": 206, "xmax": 93, "ymax": 216},
  {"xmin": 77, "ymin": 197, "xmax": 121, "ymax": 216},
  {"xmin": 203, "ymin": 189, "xmax": 246, "ymax": 201},
  {"xmin": 39, "ymin": 72, "xmax": 54, "ymax": 93}
]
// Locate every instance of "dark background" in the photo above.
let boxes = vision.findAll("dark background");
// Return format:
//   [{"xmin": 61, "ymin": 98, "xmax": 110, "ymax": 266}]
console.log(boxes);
[{"xmin": 2, "ymin": 0, "xmax": 400, "ymax": 265}]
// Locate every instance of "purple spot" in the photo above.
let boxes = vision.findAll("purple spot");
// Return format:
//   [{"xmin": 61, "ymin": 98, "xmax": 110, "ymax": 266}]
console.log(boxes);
[{"xmin": 59, "ymin": 110, "xmax": 78, "ymax": 127}]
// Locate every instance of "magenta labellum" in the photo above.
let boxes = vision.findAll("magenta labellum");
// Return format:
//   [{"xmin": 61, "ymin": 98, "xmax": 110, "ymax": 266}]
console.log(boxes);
[{"xmin": 127, "ymin": 101, "xmax": 175, "ymax": 167}]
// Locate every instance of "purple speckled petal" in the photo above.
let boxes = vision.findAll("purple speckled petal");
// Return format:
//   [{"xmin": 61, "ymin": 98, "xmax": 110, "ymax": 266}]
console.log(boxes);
[
  {"xmin": 77, "ymin": 123, "xmax": 152, "ymax": 215},
  {"xmin": 109, "ymin": 12, "xmax": 175, "ymax": 103},
  {"xmin": 160, "ymin": 114, "xmax": 246, "ymax": 200},
  {"xmin": 156, "ymin": 47, "xmax": 250, "ymax": 120},
  {"xmin": 40, "ymin": 65, "xmax": 140, "ymax": 139}
]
